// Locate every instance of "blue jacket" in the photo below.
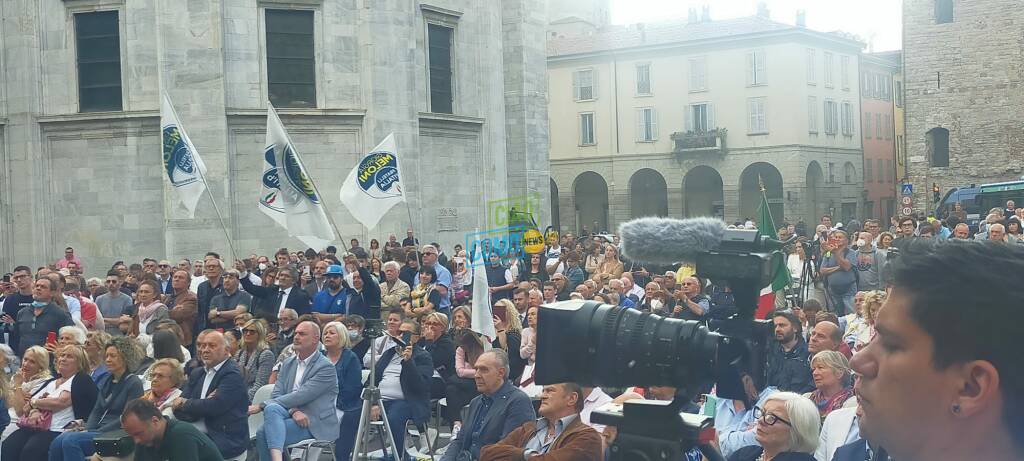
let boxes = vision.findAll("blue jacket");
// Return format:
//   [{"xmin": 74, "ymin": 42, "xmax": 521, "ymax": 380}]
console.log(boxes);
[
  {"xmin": 439, "ymin": 380, "xmax": 536, "ymax": 461},
  {"xmin": 334, "ymin": 348, "xmax": 363, "ymax": 412},
  {"xmin": 313, "ymin": 288, "xmax": 347, "ymax": 314},
  {"xmin": 174, "ymin": 358, "xmax": 250, "ymax": 459}
]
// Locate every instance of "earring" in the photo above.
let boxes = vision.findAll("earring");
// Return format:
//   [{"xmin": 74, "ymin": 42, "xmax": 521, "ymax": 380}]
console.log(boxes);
[{"xmin": 951, "ymin": 403, "xmax": 961, "ymax": 414}]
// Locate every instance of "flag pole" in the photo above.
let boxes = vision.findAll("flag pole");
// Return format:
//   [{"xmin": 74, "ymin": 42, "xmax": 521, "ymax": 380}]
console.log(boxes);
[
  {"xmin": 268, "ymin": 104, "xmax": 343, "ymax": 246},
  {"xmin": 165, "ymin": 93, "xmax": 240, "ymax": 261}
]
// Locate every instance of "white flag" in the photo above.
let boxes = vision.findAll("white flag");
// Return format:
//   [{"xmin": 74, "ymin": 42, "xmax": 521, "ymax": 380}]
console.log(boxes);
[
  {"xmin": 339, "ymin": 133, "xmax": 406, "ymax": 230},
  {"xmin": 160, "ymin": 93, "xmax": 207, "ymax": 218},
  {"xmin": 260, "ymin": 105, "xmax": 335, "ymax": 249},
  {"xmin": 470, "ymin": 240, "xmax": 497, "ymax": 340}
]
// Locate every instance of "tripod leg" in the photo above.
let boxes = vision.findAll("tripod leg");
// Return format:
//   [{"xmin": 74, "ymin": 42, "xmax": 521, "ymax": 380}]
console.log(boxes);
[
  {"xmin": 376, "ymin": 403, "xmax": 404, "ymax": 461},
  {"xmin": 352, "ymin": 397, "xmax": 374, "ymax": 460}
]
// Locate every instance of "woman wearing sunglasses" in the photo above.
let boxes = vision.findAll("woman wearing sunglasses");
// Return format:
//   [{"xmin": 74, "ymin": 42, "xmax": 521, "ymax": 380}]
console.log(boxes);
[
  {"xmin": 728, "ymin": 391, "xmax": 821, "ymax": 461},
  {"xmin": 235, "ymin": 318, "xmax": 275, "ymax": 402}
]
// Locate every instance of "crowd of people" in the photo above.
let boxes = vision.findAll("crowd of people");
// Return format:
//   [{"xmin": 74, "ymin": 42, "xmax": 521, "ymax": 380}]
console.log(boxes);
[{"xmin": 0, "ymin": 218, "xmax": 1019, "ymax": 461}]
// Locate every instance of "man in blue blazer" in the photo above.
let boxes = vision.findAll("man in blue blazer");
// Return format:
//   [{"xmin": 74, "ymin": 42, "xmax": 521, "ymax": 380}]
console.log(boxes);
[
  {"xmin": 172, "ymin": 329, "xmax": 250, "ymax": 460},
  {"xmin": 440, "ymin": 349, "xmax": 535, "ymax": 461},
  {"xmin": 252, "ymin": 321, "xmax": 339, "ymax": 461}
]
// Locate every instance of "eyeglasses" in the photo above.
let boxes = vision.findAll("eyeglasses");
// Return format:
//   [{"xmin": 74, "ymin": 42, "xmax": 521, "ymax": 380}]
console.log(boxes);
[
  {"xmin": 753, "ymin": 406, "xmax": 792, "ymax": 427},
  {"xmin": 243, "ymin": 329, "xmax": 257, "ymax": 335}
]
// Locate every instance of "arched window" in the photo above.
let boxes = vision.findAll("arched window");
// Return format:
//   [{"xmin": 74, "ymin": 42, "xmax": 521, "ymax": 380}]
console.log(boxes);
[
  {"xmin": 844, "ymin": 162, "xmax": 856, "ymax": 184},
  {"xmin": 935, "ymin": 0, "xmax": 953, "ymax": 24},
  {"xmin": 927, "ymin": 127, "xmax": 950, "ymax": 167}
]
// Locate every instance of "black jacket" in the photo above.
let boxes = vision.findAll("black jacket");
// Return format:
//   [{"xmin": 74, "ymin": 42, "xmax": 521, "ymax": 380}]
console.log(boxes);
[
  {"xmin": 729, "ymin": 446, "xmax": 816, "ymax": 461},
  {"xmin": 418, "ymin": 333, "xmax": 455, "ymax": 381},
  {"xmin": 239, "ymin": 275, "xmax": 311, "ymax": 321},
  {"xmin": 767, "ymin": 337, "xmax": 815, "ymax": 393},
  {"xmin": 11, "ymin": 302, "xmax": 73, "ymax": 356},
  {"xmin": 174, "ymin": 358, "xmax": 249, "ymax": 459},
  {"xmin": 372, "ymin": 344, "xmax": 433, "ymax": 423},
  {"xmin": 196, "ymin": 279, "xmax": 225, "ymax": 332}
]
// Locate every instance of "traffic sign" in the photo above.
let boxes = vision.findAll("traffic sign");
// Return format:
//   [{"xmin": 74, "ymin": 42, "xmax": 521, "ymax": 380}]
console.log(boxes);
[
  {"xmin": 901, "ymin": 196, "xmax": 912, "ymax": 205},
  {"xmin": 901, "ymin": 206, "xmax": 913, "ymax": 216},
  {"xmin": 901, "ymin": 184, "xmax": 913, "ymax": 195}
]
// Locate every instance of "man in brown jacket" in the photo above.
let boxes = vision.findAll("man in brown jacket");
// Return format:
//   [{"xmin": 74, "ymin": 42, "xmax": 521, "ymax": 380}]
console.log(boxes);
[{"xmin": 480, "ymin": 382, "xmax": 602, "ymax": 461}]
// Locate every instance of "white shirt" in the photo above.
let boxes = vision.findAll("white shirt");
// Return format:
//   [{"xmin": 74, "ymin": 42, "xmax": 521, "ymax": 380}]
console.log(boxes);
[
  {"xmin": 36, "ymin": 375, "xmax": 76, "ymax": 432},
  {"xmin": 278, "ymin": 287, "xmax": 293, "ymax": 316},
  {"xmin": 193, "ymin": 358, "xmax": 227, "ymax": 433},
  {"xmin": 378, "ymin": 345, "xmax": 405, "ymax": 401},
  {"xmin": 293, "ymin": 351, "xmax": 313, "ymax": 392},
  {"xmin": 581, "ymin": 387, "xmax": 614, "ymax": 432}
]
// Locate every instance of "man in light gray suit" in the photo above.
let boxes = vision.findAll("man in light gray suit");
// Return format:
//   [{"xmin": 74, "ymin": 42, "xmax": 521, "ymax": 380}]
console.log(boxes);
[{"xmin": 251, "ymin": 321, "xmax": 339, "ymax": 461}]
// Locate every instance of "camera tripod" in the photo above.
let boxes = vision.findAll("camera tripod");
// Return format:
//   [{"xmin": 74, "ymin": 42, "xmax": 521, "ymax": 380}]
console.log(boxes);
[{"xmin": 352, "ymin": 335, "xmax": 403, "ymax": 461}]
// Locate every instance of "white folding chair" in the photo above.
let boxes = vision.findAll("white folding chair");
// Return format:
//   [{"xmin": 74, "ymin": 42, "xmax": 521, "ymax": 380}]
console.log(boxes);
[
  {"xmin": 249, "ymin": 384, "xmax": 275, "ymax": 441},
  {"xmin": 287, "ymin": 439, "xmax": 335, "ymax": 461}
]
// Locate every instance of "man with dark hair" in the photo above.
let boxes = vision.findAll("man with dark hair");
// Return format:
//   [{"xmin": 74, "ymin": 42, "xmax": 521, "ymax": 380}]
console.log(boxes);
[
  {"xmin": 402, "ymin": 228, "xmax": 419, "ymax": 248},
  {"xmin": 195, "ymin": 258, "xmax": 225, "ymax": 337},
  {"xmin": 766, "ymin": 311, "xmax": 814, "ymax": 393},
  {"xmin": 55, "ymin": 246, "xmax": 84, "ymax": 273},
  {"xmin": 480, "ymin": 382, "xmax": 602, "ymax": 461},
  {"xmin": 122, "ymin": 399, "xmax": 223, "ymax": 461},
  {"xmin": 349, "ymin": 238, "xmax": 369, "ymax": 261},
  {"xmin": 850, "ymin": 240, "xmax": 1024, "ymax": 460},
  {"xmin": 1, "ymin": 266, "xmax": 34, "ymax": 333},
  {"xmin": 237, "ymin": 263, "xmax": 311, "ymax": 322},
  {"xmin": 892, "ymin": 216, "xmax": 917, "ymax": 248},
  {"xmin": 11, "ymin": 277, "xmax": 74, "ymax": 356},
  {"xmin": 399, "ymin": 252, "xmax": 420, "ymax": 289},
  {"xmin": 207, "ymin": 270, "xmax": 252, "ymax": 330},
  {"xmin": 97, "ymin": 269, "xmax": 134, "ymax": 336}
]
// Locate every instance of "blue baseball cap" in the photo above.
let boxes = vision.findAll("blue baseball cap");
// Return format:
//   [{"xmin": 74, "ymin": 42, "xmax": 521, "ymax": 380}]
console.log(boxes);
[{"xmin": 325, "ymin": 265, "xmax": 344, "ymax": 276}]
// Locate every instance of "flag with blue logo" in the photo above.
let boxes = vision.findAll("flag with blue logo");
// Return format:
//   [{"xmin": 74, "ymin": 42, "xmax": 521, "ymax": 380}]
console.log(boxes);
[
  {"xmin": 160, "ymin": 93, "xmax": 208, "ymax": 218},
  {"xmin": 339, "ymin": 133, "xmax": 406, "ymax": 230},
  {"xmin": 260, "ymin": 105, "xmax": 335, "ymax": 249}
]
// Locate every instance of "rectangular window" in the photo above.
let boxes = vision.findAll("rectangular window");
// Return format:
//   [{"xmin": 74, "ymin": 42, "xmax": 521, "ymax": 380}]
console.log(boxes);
[
  {"xmin": 877, "ymin": 159, "xmax": 886, "ymax": 183},
  {"xmin": 864, "ymin": 112, "xmax": 872, "ymax": 139},
  {"xmin": 883, "ymin": 114, "xmax": 892, "ymax": 139},
  {"xmin": 266, "ymin": 9, "xmax": 316, "ymax": 108},
  {"xmin": 824, "ymin": 52, "xmax": 834, "ymax": 88},
  {"xmin": 823, "ymin": 99, "xmax": 837, "ymax": 135},
  {"xmin": 887, "ymin": 158, "xmax": 895, "ymax": 182},
  {"xmin": 807, "ymin": 96, "xmax": 818, "ymax": 133},
  {"xmin": 689, "ymin": 57, "xmax": 707, "ymax": 91},
  {"xmin": 875, "ymin": 113, "xmax": 883, "ymax": 139},
  {"xmin": 747, "ymin": 51, "xmax": 766, "ymax": 86},
  {"xmin": 579, "ymin": 113, "xmax": 595, "ymax": 145},
  {"xmin": 806, "ymin": 48, "xmax": 816, "ymax": 85},
  {"xmin": 75, "ymin": 11, "xmax": 122, "ymax": 112},
  {"xmin": 687, "ymin": 103, "xmax": 714, "ymax": 132},
  {"xmin": 840, "ymin": 55, "xmax": 850, "ymax": 89},
  {"xmin": 862, "ymin": 72, "xmax": 871, "ymax": 95},
  {"xmin": 426, "ymin": 23, "xmax": 454, "ymax": 113},
  {"xmin": 865, "ymin": 157, "xmax": 874, "ymax": 182},
  {"xmin": 573, "ymin": 69, "xmax": 596, "ymax": 101},
  {"xmin": 841, "ymin": 102, "xmax": 854, "ymax": 136},
  {"xmin": 747, "ymin": 97, "xmax": 767, "ymax": 134},
  {"xmin": 895, "ymin": 80, "xmax": 904, "ymax": 106},
  {"xmin": 635, "ymin": 63, "xmax": 651, "ymax": 95},
  {"xmin": 828, "ymin": 162, "xmax": 835, "ymax": 184},
  {"xmin": 635, "ymin": 108, "xmax": 658, "ymax": 142}
]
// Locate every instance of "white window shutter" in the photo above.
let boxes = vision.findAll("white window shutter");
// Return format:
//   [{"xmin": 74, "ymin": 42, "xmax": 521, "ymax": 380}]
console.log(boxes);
[
  {"xmin": 572, "ymin": 72, "xmax": 580, "ymax": 101},
  {"xmin": 651, "ymin": 109, "xmax": 659, "ymax": 140},
  {"xmin": 592, "ymin": 71, "xmax": 599, "ymax": 100},
  {"xmin": 684, "ymin": 106, "xmax": 693, "ymax": 132},
  {"xmin": 756, "ymin": 52, "xmax": 766, "ymax": 84},
  {"xmin": 635, "ymin": 109, "xmax": 644, "ymax": 142},
  {"xmin": 708, "ymin": 103, "xmax": 716, "ymax": 129},
  {"xmin": 746, "ymin": 52, "xmax": 754, "ymax": 86}
]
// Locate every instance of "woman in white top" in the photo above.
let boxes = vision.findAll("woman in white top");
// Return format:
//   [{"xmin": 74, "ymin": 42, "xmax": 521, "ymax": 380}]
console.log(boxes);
[
  {"xmin": 9, "ymin": 346, "xmax": 53, "ymax": 416},
  {"xmin": 1, "ymin": 345, "xmax": 97, "ymax": 460}
]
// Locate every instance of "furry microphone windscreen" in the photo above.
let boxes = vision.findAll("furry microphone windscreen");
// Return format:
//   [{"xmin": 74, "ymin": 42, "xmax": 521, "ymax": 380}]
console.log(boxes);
[{"xmin": 618, "ymin": 217, "xmax": 727, "ymax": 264}]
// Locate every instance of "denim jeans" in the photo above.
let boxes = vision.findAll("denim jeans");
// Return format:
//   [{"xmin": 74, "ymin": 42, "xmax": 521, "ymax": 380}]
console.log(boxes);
[
  {"xmin": 829, "ymin": 284, "xmax": 857, "ymax": 316},
  {"xmin": 335, "ymin": 409, "xmax": 360, "ymax": 461},
  {"xmin": 49, "ymin": 430, "xmax": 98, "ymax": 461},
  {"xmin": 382, "ymin": 399, "xmax": 418, "ymax": 461},
  {"xmin": 255, "ymin": 402, "xmax": 313, "ymax": 461}
]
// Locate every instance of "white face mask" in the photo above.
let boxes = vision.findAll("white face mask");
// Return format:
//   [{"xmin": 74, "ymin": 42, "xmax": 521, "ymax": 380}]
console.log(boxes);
[
  {"xmin": 258, "ymin": 263, "xmax": 268, "ymax": 271},
  {"xmin": 856, "ymin": 239, "xmax": 866, "ymax": 247}
]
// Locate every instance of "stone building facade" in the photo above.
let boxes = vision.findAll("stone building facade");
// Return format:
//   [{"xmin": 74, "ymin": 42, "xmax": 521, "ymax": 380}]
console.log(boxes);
[
  {"xmin": 903, "ymin": 0, "xmax": 1024, "ymax": 211},
  {"xmin": 0, "ymin": 0, "xmax": 550, "ymax": 272},
  {"xmin": 546, "ymin": 9, "xmax": 865, "ymax": 234}
]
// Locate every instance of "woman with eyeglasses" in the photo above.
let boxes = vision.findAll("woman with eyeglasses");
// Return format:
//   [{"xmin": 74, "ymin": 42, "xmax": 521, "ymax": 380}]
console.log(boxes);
[
  {"xmin": 124, "ymin": 280, "xmax": 168, "ymax": 346},
  {"xmin": 728, "ymin": 391, "xmax": 821, "ymax": 461},
  {"xmin": 235, "ymin": 318, "xmax": 275, "ymax": 402},
  {"xmin": 141, "ymin": 358, "xmax": 184, "ymax": 417},
  {"xmin": 417, "ymin": 312, "xmax": 455, "ymax": 399},
  {"xmin": 408, "ymin": 265, "xmax": 441, "ymax": 320}
]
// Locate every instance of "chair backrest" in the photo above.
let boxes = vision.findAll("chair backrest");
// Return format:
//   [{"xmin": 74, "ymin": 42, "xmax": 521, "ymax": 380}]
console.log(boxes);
[{"xmin": 248, "ymin": 384, "xmax": 275, "ymax": 439}]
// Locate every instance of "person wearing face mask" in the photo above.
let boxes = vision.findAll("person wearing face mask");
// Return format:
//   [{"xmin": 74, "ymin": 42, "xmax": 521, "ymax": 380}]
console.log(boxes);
[
  {"xmin": 11, "ymin": 278, "xmax": 74, "ymax": 356},
  {"xmin": 342, "ymin": 315, "xmax": 369, "ymax": 361},
  {"xmin": 852, "ymin": 232, "xmax": 886, "ymax": 292}
]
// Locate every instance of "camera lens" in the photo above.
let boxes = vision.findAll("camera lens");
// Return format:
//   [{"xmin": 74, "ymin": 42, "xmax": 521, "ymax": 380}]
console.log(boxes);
[{"xmin": 535, "ymin": 300, "xmax": 719, "ymax": 389}]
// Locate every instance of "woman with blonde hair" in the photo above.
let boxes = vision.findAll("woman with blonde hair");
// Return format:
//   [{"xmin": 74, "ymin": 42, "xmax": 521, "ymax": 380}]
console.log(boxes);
[
  {"xmin": 235, "ymin": 318, "xmax": 275, "ymax": 402},
  {"xmin": 83, "ymin": 331, "xmax": 112, "ymax": 385},
  {"xmin": 491, "ymin": 298, "xmax": 525, "ymax": 381},
  {"xmin": 141, "ymin": 358, "xmax": 184, "ymax": 416},
  {"xmin": 854, "ymin": 290, "xmax": 887, "ymax": 351},
  {"xmin": 10, "ymin": 346, "xmax": 52, "ymax": 417},
  {"xmin": 0, "ymin": 344, "xmax": 15, "ymax": 433},
  {"xmin": 322, "ymin": 321, "xmax": 363, "ymax": 461},
  {"xmin": 595, "ymin": 244, "xmax": 625, "ymax": 279},
  {"xmin": 803, "ymin": 350, "xmax": 857, "ymax": 419}
]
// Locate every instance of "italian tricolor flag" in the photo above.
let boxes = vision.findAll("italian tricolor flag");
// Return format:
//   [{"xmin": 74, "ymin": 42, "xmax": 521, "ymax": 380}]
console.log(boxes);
[{"xmin": 755, "ymin": 180, "xmax": 792, "ymax": 319}]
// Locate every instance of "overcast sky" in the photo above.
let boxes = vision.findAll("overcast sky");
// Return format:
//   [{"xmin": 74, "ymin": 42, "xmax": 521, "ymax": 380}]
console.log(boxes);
[{"xmin": 610, "ymin": 0, "xmax": 902, "ymax": 52}]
